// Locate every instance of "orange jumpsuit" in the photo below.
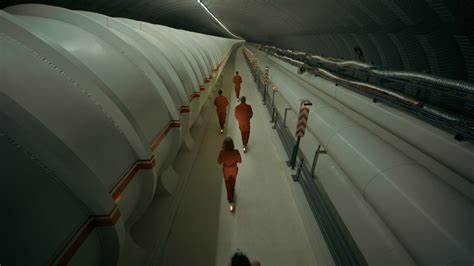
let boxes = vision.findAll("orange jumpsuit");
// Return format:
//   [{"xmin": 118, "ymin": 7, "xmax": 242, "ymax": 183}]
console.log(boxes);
[
  {"xmin": 235, "ymin": 103, "xmax": 253, "ymax": 146},
  {"xmin": 214, "ymin": 95, "xmax": 229, "ymax": 129},
  {"xmin": 217, "ymin": 149, "xmax": 242, "ymax": 202},
  {"xmin": 233, "ymin": 75, "xmax": 242, "ymax": 98}
]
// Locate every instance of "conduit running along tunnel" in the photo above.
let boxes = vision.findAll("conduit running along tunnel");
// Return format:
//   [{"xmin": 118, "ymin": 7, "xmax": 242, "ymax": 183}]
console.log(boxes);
[
  {"xmin": 0, "ymin": 4, "xmax": 241, "ymax": 265},
  {"xmin": 243, "ymin": 46, "xmax": 474, "ymax": 266}
]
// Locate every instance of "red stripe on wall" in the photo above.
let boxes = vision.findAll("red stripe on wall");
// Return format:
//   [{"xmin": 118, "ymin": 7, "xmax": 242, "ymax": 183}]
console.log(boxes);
[
  {"xmin": 150, "ymin": 120, "xmax": 181, "ymax": 152},
  {"xmin": 110, "ymin": 156, "xmax": 156, "ymax": 202},
  {"xmin": 56, "ymin": 207, "xmax": 121, "ymax": 266},
  {"xmin": 54, "ymin": 113, "xmax": 186, "ymax": 265},
  {"xmin": 180, "ymin": 106, "xmax": 191, "ymax": 114},
  {"xmin": 190, "ymin": 92, "xmax": 201, "ymax": 100},
  {"xmin": 110, "ymin": 120, "xmax": 181, "ymax": 203}
]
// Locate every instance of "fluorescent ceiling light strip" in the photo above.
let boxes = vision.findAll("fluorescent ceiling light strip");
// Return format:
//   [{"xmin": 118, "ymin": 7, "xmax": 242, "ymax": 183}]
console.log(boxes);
[{"xmin": 197, "ymin": 0, "xmax": 243, "ymax": 39}]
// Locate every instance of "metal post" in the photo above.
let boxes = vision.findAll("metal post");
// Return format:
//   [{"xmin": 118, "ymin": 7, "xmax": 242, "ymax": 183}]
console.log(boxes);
[
  {"xmin": 311, "ymin": 146, "xmax": 320, "ymax": 178},
  {"xmin": 283, "ymin": 107, "xmax": 292, "ymax": 128},
  {"xmin": 287, "ymin": 136, "xmax": 301, "ymax": 169},
  {"xmin": 270, "ymin": 105, "xmax": 276, "ymax": 123},
  {"xmin": 271, "ymin": 89, "xmax": 277, "ymax": 108},
  {"xmin": 271, "ymin": 108, "xmax": 277, "ymax": 129},
  {"xmin": 263, "ymin": 84, "xmax": 267, "ymax": 104},
  {"xmin": 270, "ymin": 88, "xmax": 278, "ymax": 128},
  {"xmin": 311, "ymin": 145, "xmax": 327, "ymax": 178},
  {"xmin": 292, "ymin": 158, "xmax": 305, "ymax": 182}
]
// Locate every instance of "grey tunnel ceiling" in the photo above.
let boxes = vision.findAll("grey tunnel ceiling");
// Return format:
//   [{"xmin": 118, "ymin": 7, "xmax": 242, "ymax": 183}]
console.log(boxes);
[{"xmin": 2, "ymin": 0, "xmax": 474, "ymax": 82}]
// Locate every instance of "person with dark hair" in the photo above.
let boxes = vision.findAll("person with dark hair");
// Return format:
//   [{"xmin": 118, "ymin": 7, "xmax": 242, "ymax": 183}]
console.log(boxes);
[
  {"xmin": 231, "ymin": 251, "xmax": 251, "ymax": 266},
  {"xmin": 234, "ymin": 96, "xmax": 253, "ymax": 152},
  {"xmin": 230, "ymin": 251, "xmax": 261, "ymax": 266},
  {"xmin": 214, "ymin": 89, "xmax": 229, "ymax": 134},
  {"xmin": 233, "ymin": 71, "xmax": 243, "ymax": 100},
  {"xmin": 217, "ymin": 137, "xmax": 242, "ymax": 213}
]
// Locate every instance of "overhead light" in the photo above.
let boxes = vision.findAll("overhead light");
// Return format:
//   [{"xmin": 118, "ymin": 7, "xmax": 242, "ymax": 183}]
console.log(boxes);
[{"xmin": 197, "ymin": 0, "xmax": 243, "ymax": 39}]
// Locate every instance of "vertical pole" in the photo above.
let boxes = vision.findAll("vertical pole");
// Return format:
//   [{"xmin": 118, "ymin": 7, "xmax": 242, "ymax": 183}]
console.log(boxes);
[
  {"xmin": 270, "ymin": 105, "xmax": 276, "ymax": 123},
  {"xmin": 311, "ymin": 145, "xmax": 321, "ymax": 178},
  {"xmin": 287, "ymin": 136, "xmax": 301, "ymax": 169},
  {"xmin": 270, "ymin": 89, "xmax": 277, "ymax": 127},
  {"xmin": 272, "ymin": 108, "xmax": 277, "ymax": 129},
  {"xmin": 292, "ymin": 158, "xmax": 305, "ymax": 182},
  {"xmin": 283, "ymin": 107, "xmax": 292, "ymax": 128},
  {"xmin": 271, "ymin": 89, "xmax": 276, "ymax": 108},
  {"xmin": 263, "ymin": 83, "xmax": 267, "ymax": 104}
]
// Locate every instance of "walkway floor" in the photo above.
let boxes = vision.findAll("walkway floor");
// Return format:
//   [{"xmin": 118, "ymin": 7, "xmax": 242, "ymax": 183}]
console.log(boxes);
[{"xmin": 158, "ymin": 48, "xmax": 318, "ymax": 266}]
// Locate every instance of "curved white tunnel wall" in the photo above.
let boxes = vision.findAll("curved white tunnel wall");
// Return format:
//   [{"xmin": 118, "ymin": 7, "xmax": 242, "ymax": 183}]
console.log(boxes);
[
  {"xmin": 271, "ymin": 51, "xmax": 474, "ymax": 190},
  {"xmin": 246, "ymin": 47, "xmax": 474, "ymax": 265},
  {"xmin": 0, "ymin": 4, "xmax": 240, "ymax": 265},
  {"xmin": 155, "ymin": 24, "xmax": 206, "ymax": 86},
  {"xmin": 80, "ymin": 11, "xmax": 187, "ymax": 110}
]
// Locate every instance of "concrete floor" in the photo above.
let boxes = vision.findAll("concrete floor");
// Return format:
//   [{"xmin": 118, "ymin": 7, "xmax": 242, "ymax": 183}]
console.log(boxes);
[{"xmin": 157, "ymin": 48, "xmax": 320, "ymax": 266}]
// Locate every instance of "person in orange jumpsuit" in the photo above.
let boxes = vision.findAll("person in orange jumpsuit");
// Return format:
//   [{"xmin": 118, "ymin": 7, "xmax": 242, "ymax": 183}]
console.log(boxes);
[
  {"xmin": 234, "ymin": 96, "xmax": 253, "ymax": 152},
  {"xmin": 233, "ymin": 71, "xmax": 242, "ymax": 100},
  {"xmin": 217, "ymin": 137, "xmax": 242, "ymax": 213},
  {"xmin": 214, "ymin": 89, "xmax": 229, "ymax": 134}
]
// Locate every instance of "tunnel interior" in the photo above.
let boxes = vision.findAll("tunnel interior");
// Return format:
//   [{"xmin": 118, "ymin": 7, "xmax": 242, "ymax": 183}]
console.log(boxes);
[{"xmin": 1, "ymin": 1, "xmax": 473, "ymax": 266}]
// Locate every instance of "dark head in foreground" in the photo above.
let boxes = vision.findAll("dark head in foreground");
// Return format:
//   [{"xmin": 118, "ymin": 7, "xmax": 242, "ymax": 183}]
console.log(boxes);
[
  {"xmin": 236, "ymin": 71, "xmax": 239, "ymax": 75},
  {"xmin": 223, "ymin": 137, "xmax": 235, "ymax": 151},
  {"xmin": 218, "ymin": 89, "xmax": 223, "ymax": 95},
  {"xmin": 231, "ymin": 251, "xmax": 251, "ymax": 266},
  {"xmin": 240, "ymin": 96, "xmax": 246, "ymax": 103}
]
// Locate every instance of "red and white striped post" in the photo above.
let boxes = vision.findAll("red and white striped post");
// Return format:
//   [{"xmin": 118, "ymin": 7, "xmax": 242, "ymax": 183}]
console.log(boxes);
[
  {"xmin": 262, "ymin": 67, "xmax": 269, "ymax": 104},
  {"xmin": 296, "ymin": 102, "xmax": 310, "ymax": 138},
  {"xmin": 288, "ymin": 100, "xmax": 312, "ymax": 169}
]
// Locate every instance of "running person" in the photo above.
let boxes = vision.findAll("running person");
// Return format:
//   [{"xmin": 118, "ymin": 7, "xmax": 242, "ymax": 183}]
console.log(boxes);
[
  {"xmin": 214, "ymin": 89, "xmax": 229, "ymax": 134},
  {"xmin": 217, "ymin": 137, "xmax": 242, "ymax": 213},
  {"xmin": 234, "ymin": 96, "xmax": 253, "ymax": 152},
  {"xmin": 233, "ymin": 71, "xmax": 242, "ymax": 100}
]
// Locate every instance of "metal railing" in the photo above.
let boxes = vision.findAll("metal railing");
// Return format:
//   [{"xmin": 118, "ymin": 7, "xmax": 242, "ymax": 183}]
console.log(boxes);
[
  {"xmin": 258, "ymin": 45, "xmax": 474, "ymax": 142},
  {"xmin": 243, "ymin": 47, "xmax": 368, "ymax": 266}
]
